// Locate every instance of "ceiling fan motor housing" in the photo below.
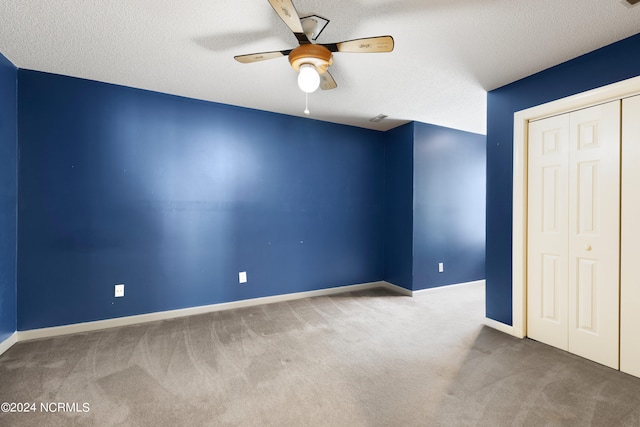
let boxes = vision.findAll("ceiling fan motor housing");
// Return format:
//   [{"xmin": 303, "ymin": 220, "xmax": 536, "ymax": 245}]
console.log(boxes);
[{"xmin": 289, "ymin": 44, "xmax": 333, "ymax": 74}]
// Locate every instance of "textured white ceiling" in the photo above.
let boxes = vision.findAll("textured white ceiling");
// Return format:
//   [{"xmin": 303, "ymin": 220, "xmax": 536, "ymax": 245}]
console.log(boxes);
[{"xmin": 1, "ymin": 0, "xmax": 639, "ymax": 134}]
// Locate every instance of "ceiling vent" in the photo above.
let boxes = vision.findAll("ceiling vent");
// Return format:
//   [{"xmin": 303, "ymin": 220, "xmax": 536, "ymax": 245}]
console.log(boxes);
[{"xmin": 370, "ymin": 114, "xmax": 388, "ymax": 122}]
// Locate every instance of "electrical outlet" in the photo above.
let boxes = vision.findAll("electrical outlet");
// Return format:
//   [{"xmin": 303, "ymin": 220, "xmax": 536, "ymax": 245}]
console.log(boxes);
[
  {"xmin": 115, "ymin": 284, "xmax": 125, "ymax": 297},
  {"xmin": 239, "ymin": 272, "xmax": 247, "ymax": 284},
  {"xmin": 438, "ymin": 263, "xmax": 444, "ymax": 273}
]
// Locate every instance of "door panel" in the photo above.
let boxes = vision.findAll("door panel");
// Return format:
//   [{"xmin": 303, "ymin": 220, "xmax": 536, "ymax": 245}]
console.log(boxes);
[
  {"xmin": 541, "ymin": 254, "xmax": 560, "ymax": 320},
  {"xmin": 542, "ymin": 167, "xmax": 560, "ymax": 232},
  {"xmin": 567, "ymin": 101, "xmax": 620, "ymax": 369},
  {"xmin": 576, "ymin": 258, "xmax": 597, "ymax": 332},
  {"xmin": 528, "ymin": 114, "xmax": 570, "ymax": 350},
  {"xmin": 621, "ymin": 94, "xmax": 640, "ymax": 377},
  {"xmin": 577, "ymin": 161, "xmax": 598, "ymax": 234}
]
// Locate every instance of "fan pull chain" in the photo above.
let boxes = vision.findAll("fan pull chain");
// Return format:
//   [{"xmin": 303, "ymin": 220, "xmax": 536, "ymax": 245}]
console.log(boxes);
[{"xmin": 304, "ymin": 92, "xmax": 310, "ymax": 116}]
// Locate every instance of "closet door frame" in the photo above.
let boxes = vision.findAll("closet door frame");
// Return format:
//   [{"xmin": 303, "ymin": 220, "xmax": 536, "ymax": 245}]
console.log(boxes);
[{"xmin": 508, "ymin": 75, "xmax": 640, "ymax": 340}]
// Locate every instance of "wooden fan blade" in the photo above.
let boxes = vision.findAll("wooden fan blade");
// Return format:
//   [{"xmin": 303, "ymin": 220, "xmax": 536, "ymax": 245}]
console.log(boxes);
[
  {"xmin": 267, "ymin": 0, "xmax": 310, "ymax": 44},
  {"xmin": 234, "ymin": 50, "xmax": 291, "ymax": 63},
  {"xmin": 322, "ymin": 36, "xmax": 394, "ymax": 53},
  {"xmin": 320, "ymin": 71, "xmax": 337, "ymax": 90}
]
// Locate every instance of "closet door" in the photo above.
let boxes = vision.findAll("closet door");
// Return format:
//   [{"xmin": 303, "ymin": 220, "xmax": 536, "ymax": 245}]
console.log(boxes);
[
  {"xmin": 527, "ymin": 113, "xmax": 570, "ymax": 351},
  {"xmin": 528, "ymin": 100, "xmax": 620, "ymax": 369},
  {"xmin": 567, "ymin": 101, "xmax": 620, "ymax": 369},
  {"xmin": 621, "ymin": 94, "xmax": 640, "ymax": 377}
]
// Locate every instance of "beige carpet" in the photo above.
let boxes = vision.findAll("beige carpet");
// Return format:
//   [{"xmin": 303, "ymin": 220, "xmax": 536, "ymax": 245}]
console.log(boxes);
[{"xmin": 2, "ymin": 282, "xmax": 640, "ymax": 426}]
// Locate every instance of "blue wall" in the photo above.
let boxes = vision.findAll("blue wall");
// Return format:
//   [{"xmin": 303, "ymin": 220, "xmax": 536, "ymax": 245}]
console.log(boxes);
[
  {"xmin": 486, "ymin": 32, "xmax": 640, "ymax": 325},
  {"xmin": 383, "ymin": 123, "xmax": 414, "ymax": 290},
  {"xmin": 413, "ymin": 122, "xmax": 485, "ymax": 290},
  {"xmin": 0, "ymin": 53, "xmax": 17, "ymax": 343},
  {"xmin": 17, "ymin": 70, "xmax": 385, "ymax": 330},
  {"xmin": 12, "ymin": 66, "xmax": 487, "ymax": 331},
  {"xmin": 383, "ymin": 122, "xmax": 486, "ymax": 291}
]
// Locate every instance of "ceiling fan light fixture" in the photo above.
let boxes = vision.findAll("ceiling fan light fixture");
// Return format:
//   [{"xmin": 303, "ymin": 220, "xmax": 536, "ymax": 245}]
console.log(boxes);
[
  {"xmin": 235, "ymin": 1, "xmax": 393, "ymax": 96},
  {"xmin": 298, "ymin": 64, "xmax": 320, "ymax": 93},
  {"xmin": 289, "ymin": 44, "xmax": 333, "ymax": 73}
]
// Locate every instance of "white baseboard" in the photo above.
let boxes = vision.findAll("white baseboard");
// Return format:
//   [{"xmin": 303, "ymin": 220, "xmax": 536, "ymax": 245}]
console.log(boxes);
[
  {"xmin": 10, "ymin": 279, "xmax": 489, "ymax": 346},
  {"xmin": 382, "ymin": 279, "xmax": 485, "ymax": 298},
  {"xmin": 381, "ymin": 281, "xmax": 413, "ymax": 296},
  {"xmin": 0, "ymin": 333, "xmax": 18, "ymax": 357},
  {"xmin": 412, "ymin": 279, "xmax": 486, "ymax": 296},
  {"xmin": 17, "ymin": 281, "xmax": 390, "ymax": 342},
  {"xmin": 484, "ymin": 317, "xmax": 517, "ymax": 336}
]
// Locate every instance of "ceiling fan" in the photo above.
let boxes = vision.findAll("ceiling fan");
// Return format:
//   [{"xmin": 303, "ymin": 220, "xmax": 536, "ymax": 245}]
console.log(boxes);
[{"xmin": 234, "ymin": 0, "xmax": 394, "ymax": 94}]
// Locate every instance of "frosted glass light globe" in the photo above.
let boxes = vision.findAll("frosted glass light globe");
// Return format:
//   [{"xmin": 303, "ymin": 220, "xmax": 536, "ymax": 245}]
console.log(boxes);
[{"xmin": 298, "ymin": 64, "xmax": 320, "ymax": 93}]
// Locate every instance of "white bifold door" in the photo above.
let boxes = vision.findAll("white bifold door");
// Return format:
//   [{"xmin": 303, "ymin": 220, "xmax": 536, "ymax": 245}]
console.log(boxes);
[
  {"xmin": 527, "ymin": 100, "xmax": 621, "ymax": 369},
  {"xmin": 621, "ymin": 94, "xmax": 640, "ymax": 377}
]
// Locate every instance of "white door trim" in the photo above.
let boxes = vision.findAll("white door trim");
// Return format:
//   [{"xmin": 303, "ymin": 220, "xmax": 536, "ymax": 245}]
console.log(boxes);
[{"xmin": 511, "ymin": 75, "xmax": 640, "ymax": 339}]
